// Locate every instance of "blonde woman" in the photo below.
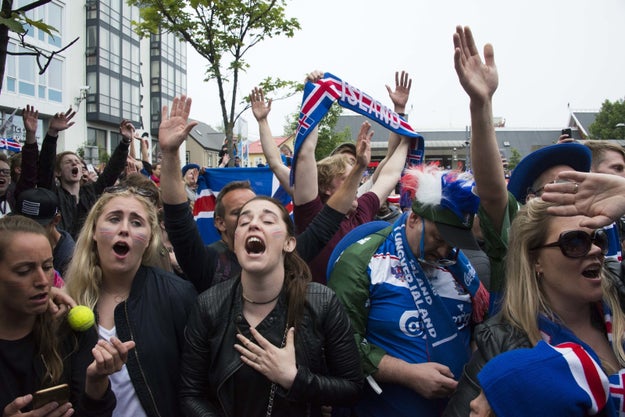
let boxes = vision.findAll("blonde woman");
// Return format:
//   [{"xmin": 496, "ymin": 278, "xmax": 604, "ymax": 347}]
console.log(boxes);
[
  {"xmin": 0, "ymin": 215, "xmax": 133, "ymax": 417},
  {"xmin": 444, "ymin": 198, "xmax": 625, "ymax": 416},
  {"xmin": 65, "ymin": 187, "xmax": 196, "ymax": 417}
]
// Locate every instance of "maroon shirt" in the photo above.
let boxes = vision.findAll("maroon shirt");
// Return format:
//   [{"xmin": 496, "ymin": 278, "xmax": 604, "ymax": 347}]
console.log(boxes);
[{"xmin": 294, "ymin": 191, "xmax": 380, "ymax": 284}]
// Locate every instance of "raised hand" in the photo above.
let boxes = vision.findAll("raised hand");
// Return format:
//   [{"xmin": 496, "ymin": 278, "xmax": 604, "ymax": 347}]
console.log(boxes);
[
  {"xmin": 250, "ymin": 87, "xmax": 272, "ymax": 121},
  {"xmin": 22, "ymin": 105, "xmax": 39, "ymax": 134},
  {"xmin": 48, "ymin": 107, "xmax": 76, "ymax": 137},
  {"xmin": 305, "ymin": 70, "xmax": 324, "ymax": 84},
  {"xmin": 235, "ymin": 327, "xmax": 298, "ymax": 389},
  {"xmin": 119, "ymin": 119, "xmax": 136, "ymax": 142},
  {"xmin": 355, "ymin": 122, "xmax": 373, "ymax": 170},
  {"xmin": 385, "ymin": 71, "xmax": 412, "ymax": 112},
  {"xmin": 159, "ymin": 96, "xmax": 198, "ymax": 154},
  {"xmin": 453, "ymin": 25, "xmax": 498, "ymax": 104}
]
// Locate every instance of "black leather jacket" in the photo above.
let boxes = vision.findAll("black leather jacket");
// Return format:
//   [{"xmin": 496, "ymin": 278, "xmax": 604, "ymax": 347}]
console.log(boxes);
[
  {"xmin": 442, "ymin": 313, "xmax": 531, "ymax": 417},
  {"xmin": 179, "ymin": 277, "xmax": 364, "ymax": 417}
]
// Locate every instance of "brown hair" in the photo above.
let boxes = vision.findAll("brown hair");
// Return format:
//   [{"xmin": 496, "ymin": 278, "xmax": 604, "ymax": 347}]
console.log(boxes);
[
  {"xmin": 0, "ymin": 215, "xmax": 64, "ymax": 384},
  {"xmin": 239, "ymin": 196, "xmax": 311, "ymax": 328}
]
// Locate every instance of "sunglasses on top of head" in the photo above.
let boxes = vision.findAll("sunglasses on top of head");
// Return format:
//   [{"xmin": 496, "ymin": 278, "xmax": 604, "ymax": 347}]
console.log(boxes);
[{"xmin": 531, "ymin": 229, "xmax": 608, "ymax": 258}]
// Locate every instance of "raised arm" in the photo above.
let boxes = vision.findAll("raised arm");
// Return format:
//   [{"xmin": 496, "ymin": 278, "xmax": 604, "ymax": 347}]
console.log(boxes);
[
  {"xmin": 16, "ymin": 105, "xmax": 40, "ymax": 196},
  {"xmin": 38, "ymin": 107, "xmax": 76, "ymax": 189},
  {"xmin": 368, "ymin": 128, "xmax": 409, "ymax": 207},
  {"xmin": 453, "ymin": 26, "xmax": 505, "ymax": 230},
  {"xmin": 327, "ymin": 122, "xmax": 371, "ymax": 213},
  {"xmin": 371, "ymin": 71, "xmax": 412, "ymax": 184},
  {"xmin": 159, "ymin": 96, "xmax": 198, "ymax": 205},
  {"xmin": 250, "ymin": 87, "xmax": 291, "ymax": 193},
  {"xmin": 293, "ymin": 70, "xmax": 325, "ymax": 205}
]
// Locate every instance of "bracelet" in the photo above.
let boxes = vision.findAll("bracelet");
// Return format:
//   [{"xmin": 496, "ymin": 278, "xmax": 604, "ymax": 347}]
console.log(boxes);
[
  {"xmin": 397, "ymin": 112, "xmax": 407, "ymax": 120},
  {"xmin": 122, "ymin": 137, "xmax": 131, "ymax": 144}
]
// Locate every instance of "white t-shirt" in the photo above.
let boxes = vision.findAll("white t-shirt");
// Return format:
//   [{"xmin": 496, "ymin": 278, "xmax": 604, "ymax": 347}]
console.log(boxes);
[{"xmin": 98, "ymin": 325, "xmax": 148, "ymax": 417}]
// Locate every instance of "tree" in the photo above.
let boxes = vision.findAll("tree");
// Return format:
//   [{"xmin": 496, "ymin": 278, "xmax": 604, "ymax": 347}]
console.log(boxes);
[
  {"xmin": 0, "ymin": 0, "xmax": 75, "ymax": 94},
  {"xmin": 285, "ymin": 104, "xmax": 352, "ymax": 161},
  {"xmin": 129, "ymin": 0, "xmax": 300, "ymax": 165},
  {"xmin": 589, "ymin": 98, "xmax": 625, "ymax": 139},
  {"xmin": 507, "ymin": 147, "xmax": 521, "ymax": 170}
]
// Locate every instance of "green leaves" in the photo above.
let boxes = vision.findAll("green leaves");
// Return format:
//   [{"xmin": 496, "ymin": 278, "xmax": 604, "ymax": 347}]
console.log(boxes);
[
  {"xmin": 589, "ymin": 98, "xmax": 625, "ymax": 139},
  {"xmin": 0, "ymin": 10, "xmax": 59, "ymax": 36}
]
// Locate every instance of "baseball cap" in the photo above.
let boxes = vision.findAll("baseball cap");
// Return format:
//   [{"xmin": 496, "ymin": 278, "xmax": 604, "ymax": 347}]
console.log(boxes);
[
  {"xmin": 412, "ymin": 200, "xmax": 479, "ymax": 250},
  {"xmin": 15, "ymin": 188, "xmax": 59, "ymax": 226},
  {"xmin": 478, "ymin": 341, "xmax": 611, "ymax": 417},
  {"xmin": 507, "ymin": 143, "xmax": 591, "ymax": 203}
]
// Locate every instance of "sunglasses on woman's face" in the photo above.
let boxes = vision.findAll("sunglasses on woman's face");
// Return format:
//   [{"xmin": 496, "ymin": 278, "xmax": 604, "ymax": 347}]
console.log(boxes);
[{"xmin": 532, "ymin": 229, "xmax": 608, "ymax": 258}]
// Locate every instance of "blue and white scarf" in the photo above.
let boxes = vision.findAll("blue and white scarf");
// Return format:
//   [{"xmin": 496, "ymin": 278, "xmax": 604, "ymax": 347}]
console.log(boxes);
[{"xmin": 291, "ymin": 72, "xmax": 425, "ymax": 184}]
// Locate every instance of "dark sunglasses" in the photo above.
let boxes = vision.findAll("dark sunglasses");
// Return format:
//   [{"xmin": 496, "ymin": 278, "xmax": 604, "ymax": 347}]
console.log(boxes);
[{"xmin": 532, "ymin": 229, "xmax": 608, "ymax": 258}]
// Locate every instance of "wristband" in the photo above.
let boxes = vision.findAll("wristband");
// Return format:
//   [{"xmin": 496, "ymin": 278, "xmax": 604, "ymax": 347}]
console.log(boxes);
[
  {"xmin": 397, "ymin": 112, "xmax": 408, "ymax": 120},
  {"xmin": 122, "ymin": 137, "xmax": 131, "ymax": 145}
]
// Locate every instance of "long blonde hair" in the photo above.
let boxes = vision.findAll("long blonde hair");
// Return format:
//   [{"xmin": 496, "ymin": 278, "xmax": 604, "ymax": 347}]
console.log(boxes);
[
  {"xmin": 502, "ymin": 198, "xmax": 625, "ymax": 369},
  {"xmin": 65, "ymin": 188, "xmax": 164, "ymax": 309},
  {"xmin": 0, "ymin": 215, "xmax": 64, "ymax": 384}
]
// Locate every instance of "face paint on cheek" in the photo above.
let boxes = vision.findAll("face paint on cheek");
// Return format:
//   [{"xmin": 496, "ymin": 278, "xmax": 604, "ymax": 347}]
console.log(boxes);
[
  {"xmin": 133, "ymin": 232, "xmax": 149, "ymax": 244},
  {"xmin": 269, "ymin": 228, "xmax": 286, "ymax": 238},
  {"xmin": 98, "ymin": 227, "xmax": 116, "ymax": 238}
]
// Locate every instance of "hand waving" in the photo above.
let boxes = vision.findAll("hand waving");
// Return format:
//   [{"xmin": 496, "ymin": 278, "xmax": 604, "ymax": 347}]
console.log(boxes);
[
  {"xmin": 453, "ymin": 26, "xmax": 498, "ymax": 104},
  {"xmin": 48, "ymin": 107, "xmax": 76, "ymax": 137},
  {"xmin": 385, "ymin": 71, "xmax": 412, "ymax": 112},
  {"xmin": 250, "ymin": 88, "xmax": 272, "ymax": 121},
  {"xmin": 159, "ymin": 96, "xmax": 198, "ymax": 154}
]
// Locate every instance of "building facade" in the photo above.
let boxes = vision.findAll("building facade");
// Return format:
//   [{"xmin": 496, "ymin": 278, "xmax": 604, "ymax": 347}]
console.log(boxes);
[{"xmin": 1, "ymin": 0, "xmax": 187, "ymax": 164}]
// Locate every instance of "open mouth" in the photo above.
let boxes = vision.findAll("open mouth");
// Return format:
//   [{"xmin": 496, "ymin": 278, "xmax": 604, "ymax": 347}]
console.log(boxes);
[
  {"xmin": 582, "ymin": 265, "xmax": 601, "ymax": 278},
  {"xmin": 30, "ymin": 292, "xmax": 48, "ymax": 301},
  {"xmin": 245, "ymin": 237, "xmax": 266, "ymax": 254},
  {"xmin": 72, "ymin": 167, "xmax": 79, "ymax": 175},
  {"xmin": 0, "ymin": 178, "xmax": 6, "ymax": 186},
  {"xmin": 113, "ymin": 242, "xmax": 130, "ymax": 256}
]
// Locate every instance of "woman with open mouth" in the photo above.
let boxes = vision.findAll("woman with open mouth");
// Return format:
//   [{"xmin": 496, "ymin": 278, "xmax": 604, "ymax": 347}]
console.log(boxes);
[
  {"xmin": 444, "ymin": 198, "xmax": 625, "ymax": 417},
  {"xmin": 179, "ymin": 195, "xmax": 363, "ymax": 416},
  {"xmin": 0, "ymin": 215, "xmax": 134, "ymax": 416},
  {"xmin": 65, "ymin": 186, "xmax": 197, "ymax": 417}
]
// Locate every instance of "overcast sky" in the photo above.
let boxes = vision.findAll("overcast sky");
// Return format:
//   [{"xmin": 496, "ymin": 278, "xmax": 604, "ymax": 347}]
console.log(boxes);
[{"xmin": 186, "ymin": 0, "xmax": 625, "ymax": 140}]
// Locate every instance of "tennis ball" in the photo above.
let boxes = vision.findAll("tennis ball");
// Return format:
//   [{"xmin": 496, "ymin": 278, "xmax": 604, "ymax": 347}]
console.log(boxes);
[{"xmin": 68, "ymin": 305, "xmax": 95, "ymax": 332}]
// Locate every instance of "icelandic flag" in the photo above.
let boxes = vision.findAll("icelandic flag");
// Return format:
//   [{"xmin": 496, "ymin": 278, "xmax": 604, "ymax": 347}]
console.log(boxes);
[
  {"xmin": 193, "ymin": 167, "xmax": 292, "ymax": 244},
  {"xmin": 0, "ymin": 137, "xmax": 21, "ymax": 152}
]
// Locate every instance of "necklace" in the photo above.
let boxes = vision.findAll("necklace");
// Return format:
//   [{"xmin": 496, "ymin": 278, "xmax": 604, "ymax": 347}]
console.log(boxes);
[
  {"xmin": 242, "ymin": 291, "xmax": 280, "ymax": 305},
  {"xmin": 101, "ymin": 289, "xmax": 129, "ymax": 304}
]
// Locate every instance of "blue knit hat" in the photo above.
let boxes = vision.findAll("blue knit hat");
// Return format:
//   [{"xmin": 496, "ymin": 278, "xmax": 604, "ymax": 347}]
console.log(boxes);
[
  {"xmin": 507, "ymin": 142, "xmax": 591, "ymax": 203},
  {"xmin": 478, "ymin": 341, "xmax": 612, "ymax": 417}
]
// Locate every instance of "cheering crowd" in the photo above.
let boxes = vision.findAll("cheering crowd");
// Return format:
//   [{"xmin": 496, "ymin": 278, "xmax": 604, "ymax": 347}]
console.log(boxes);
[{"xmin": 2, "ymin": 25, "xmax": 625, "ymax": 417}]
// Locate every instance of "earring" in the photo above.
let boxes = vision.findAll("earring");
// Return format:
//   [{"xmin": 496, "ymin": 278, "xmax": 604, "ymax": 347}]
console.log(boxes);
[{"xmin": 535, "ymin": 271, "xmax": 544, "ymax": 280}]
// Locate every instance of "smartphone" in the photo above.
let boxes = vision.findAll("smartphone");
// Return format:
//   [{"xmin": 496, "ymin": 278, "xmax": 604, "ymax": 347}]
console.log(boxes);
[
  {"xmin": 32, "ymin": 383, "xmax": 70, "ymax": 409},
  {"xmin": 561, "ymin": 128, "xmax": 572, "ymax": 138}
]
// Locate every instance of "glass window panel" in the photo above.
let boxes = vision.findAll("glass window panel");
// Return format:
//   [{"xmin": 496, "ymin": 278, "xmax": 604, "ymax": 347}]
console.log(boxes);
[
  {"xmin": 49, "ymin": 89, "xmax": 62, "ymax": 102},
  {"xmin": 48, "ymin": 58, "xmax": 62, "ymax": 90},
  {"xmin": 99, "ymin": 74, "xmax": 110, "ymax": 95},
  {"xmin": 7, "ymin": 78, "xmax": 16, "ymax": 92},
  {"xmin": 18, "ymin": 53, "xmax": 34, "ymax": 82},
  {"xmin": 19, "ymin": 82, "xmax": 35, "ymax": 96},
  {"xmin": 38, "ymin": 85, "xmax": 46, "ymax": 98}
]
